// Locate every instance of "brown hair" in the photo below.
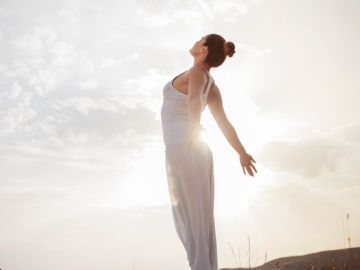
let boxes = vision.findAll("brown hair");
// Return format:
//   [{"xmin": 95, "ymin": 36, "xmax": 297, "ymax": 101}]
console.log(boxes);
[{"xmin": 204, "ymin": 34, "xmax": 236, "ymax": 67}]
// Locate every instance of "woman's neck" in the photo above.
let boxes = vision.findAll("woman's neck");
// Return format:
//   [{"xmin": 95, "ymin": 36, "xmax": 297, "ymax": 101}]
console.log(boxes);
[{"xmin": 193, "ymin": 62, "xmax": 211, "ymax": 72}]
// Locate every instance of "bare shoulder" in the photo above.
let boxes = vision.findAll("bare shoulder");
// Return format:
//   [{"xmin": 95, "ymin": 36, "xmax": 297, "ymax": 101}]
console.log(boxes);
[
  {"xmin": 187, "ymin": 66, "xmax": 209, "ymax": 96},
  {"xmin": 188, "ymin": 66, "xmax": 208, "ymax": 80}
]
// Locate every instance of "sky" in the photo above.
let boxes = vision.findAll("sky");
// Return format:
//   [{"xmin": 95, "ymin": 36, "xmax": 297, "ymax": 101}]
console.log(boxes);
[{"xmin": 0, "ymin": 0, "xmax": 359, "ymax": 269}]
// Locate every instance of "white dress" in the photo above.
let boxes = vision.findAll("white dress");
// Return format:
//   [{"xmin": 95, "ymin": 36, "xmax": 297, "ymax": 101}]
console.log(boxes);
[{"xmin": 160, "ymin": 69, "xmax": 217, "ymax": 270}]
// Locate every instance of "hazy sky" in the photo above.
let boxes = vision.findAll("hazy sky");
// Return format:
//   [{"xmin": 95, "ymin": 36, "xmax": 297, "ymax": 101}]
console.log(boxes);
[{"xmin": 0, "ymin": 0, "xmax": 359, "ymax": 269}]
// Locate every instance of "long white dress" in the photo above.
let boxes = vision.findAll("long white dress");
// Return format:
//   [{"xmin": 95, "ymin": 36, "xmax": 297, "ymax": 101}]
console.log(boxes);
[{"xmin": 160, "ymin": 69, "xmax": 218, "ymax": 270}]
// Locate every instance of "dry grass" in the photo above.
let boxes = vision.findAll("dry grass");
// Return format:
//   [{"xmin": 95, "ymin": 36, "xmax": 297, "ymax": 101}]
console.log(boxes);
[{"xmin": 225, "ymin": 211, "xmax": 357, "ymax": 270}]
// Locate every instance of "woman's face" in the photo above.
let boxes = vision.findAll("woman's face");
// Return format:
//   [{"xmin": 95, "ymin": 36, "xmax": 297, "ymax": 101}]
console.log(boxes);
[{"xmin": 189, "ymin": 35, "xmax": 208, "ymax": 57}]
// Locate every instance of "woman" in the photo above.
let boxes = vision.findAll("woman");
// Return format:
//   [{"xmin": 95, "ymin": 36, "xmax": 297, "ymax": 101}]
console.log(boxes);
[{"xmin": 160, "ymin": 33, "xmax": 257, "ymax": 270}]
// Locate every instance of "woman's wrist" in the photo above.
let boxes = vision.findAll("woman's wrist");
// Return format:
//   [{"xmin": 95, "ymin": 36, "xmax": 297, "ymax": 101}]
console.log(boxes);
[{"xmin": 237, "ymin": 145, "xmax": 247, "ymax": 156}]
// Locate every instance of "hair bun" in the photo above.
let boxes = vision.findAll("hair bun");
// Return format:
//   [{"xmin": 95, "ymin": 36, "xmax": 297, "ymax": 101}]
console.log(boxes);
[{"xmin": 224, "ymin": 41, "xmax": 235, "ymax": 57}]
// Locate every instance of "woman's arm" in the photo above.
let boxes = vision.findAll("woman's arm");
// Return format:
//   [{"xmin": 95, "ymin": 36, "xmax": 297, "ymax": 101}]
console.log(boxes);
[
  {"xmin": 186, "ymin": 66, "xmax": 208, "ymax": 125},
  {"xmin": 207, "ymin": 82, "xmax": 247, "ymax": 155},
  {"xmin": 207, "ymin": 82, "xmax": 257, "ymax": 177},
  {"xmin": 186, "ymin": 66, "xmax": 208, "ymax": 146}
]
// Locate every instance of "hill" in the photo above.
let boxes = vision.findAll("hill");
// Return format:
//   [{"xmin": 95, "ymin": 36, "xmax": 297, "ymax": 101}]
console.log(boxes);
[{"xmin": 220, "ymin": 247, "xmax": 360, "ymax": 270}]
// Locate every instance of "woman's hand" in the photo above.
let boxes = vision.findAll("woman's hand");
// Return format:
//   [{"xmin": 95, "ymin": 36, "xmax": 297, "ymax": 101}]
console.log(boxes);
[
  {"xmin": 239, "ymin": 152, "xmax": 257, "ymax": 177},
  {"xmin": 188, "ymin": 122, "xmax": 205, "ymax": 148}
]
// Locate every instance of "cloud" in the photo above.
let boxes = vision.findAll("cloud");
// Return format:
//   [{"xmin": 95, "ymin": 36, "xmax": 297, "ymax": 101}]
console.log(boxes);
[
  {"xmin": 212, "ymin": 0, "xmax": 249, "ymax": 21},
  {"xmin": 56, "ymin": 99, "xmax": 160, "ymax": 138},
  {"xmin": 0, "ymin": 15, "xmax": 163, "ymax": 161},
  {"xmin": 258, "ymin": 122, "xmax": 360, "ymax": 189},
  {"xmin": 0, "ymin": 5, "xmax": 11, "ymax": 17}
]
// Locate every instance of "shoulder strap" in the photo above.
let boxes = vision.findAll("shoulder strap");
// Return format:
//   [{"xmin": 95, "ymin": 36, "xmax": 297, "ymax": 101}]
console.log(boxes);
[
  {"xmin": 204, "ymin": 76, "xmax": 213, "ymax": 96},
  {"xmin": 198, "ymin": 67, "xmax": 211, "ymax": 95}
]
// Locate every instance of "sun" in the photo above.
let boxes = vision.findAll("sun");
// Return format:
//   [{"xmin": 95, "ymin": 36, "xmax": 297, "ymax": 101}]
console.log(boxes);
[{"xmin": 199, "ymin": 128, "xmax": 210, "ymax": 143}]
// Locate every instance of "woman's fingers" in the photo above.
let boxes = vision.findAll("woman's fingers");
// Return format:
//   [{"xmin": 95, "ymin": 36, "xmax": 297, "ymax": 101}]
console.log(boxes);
[
  {"xmin": 250, "ymin": 163, "xmax": 257, "ymax": 173},
  {"xmin": 242, "ymin": 163, "xmax": 251, "ymax": 176},
  {"xmin": 246, "ymin": 166, "xmax": 254, "ymax": 176},
  {"xmin": 240, "ymin": 154, "xmax": 257, "ymax": 176}
]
